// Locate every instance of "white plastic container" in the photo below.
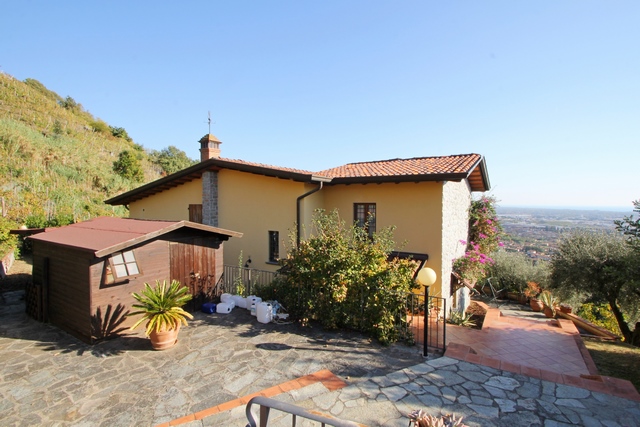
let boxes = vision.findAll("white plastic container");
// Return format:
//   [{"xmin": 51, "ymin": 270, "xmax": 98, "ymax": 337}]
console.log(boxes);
[
  {"xmin": 250, "ymin": 302, "xmax": 257, "ymax": 316},
  {"xmin": 216, "ymin": 302, "xmax": 233, "ymax": 314},
  {"xmin": 246, "ymin": 295, "xmax": 262, "ymax": 310},
  {"xmin": 257, "ymin": 302, "xmax": 273, "ymax": 324},
  {"xmin": 220, "ymin": 293, "xmax": 233, "ymax": 303},
  {"xmin": 232, "ymin": 295, "xmax": 247, "ymax": 309}
]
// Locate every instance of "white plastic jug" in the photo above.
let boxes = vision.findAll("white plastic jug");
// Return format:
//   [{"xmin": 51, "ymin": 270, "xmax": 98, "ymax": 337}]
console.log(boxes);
[{"xmin": 257, "ymin": 302, "xmax": 273, "ymax": 324}]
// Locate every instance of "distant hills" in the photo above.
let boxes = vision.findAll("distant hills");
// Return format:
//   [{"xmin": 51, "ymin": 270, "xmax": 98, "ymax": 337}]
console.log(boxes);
[{"xmin": 0, "ymin": 72, "xmax": 198, "ymax": 228}]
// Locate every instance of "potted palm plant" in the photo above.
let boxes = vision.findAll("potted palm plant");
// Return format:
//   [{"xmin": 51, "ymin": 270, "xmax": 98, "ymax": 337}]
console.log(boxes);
[{"xmin": 129, "ymin": 279, "xmax": 194, "ymax": 350}]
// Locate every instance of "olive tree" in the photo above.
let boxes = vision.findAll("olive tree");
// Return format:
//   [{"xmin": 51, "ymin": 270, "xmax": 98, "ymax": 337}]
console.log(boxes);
[{"xmin": 550, "ymin": 229, "xmax": 639, "ymax": 344}]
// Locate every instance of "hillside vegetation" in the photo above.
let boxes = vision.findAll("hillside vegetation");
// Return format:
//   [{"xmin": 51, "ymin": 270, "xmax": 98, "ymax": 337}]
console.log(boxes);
[{"xmin": 0, "ymin": 72, "xmax": 194, "ymax": 254}]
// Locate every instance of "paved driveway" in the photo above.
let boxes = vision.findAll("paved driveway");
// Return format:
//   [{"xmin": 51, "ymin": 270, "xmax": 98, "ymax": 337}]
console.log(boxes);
[{"xmin": 0, "ymin": 291, "xmax": 423, "ymax": 426}]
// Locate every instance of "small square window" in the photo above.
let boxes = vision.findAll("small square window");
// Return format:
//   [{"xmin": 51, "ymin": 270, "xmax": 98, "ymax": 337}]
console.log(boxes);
[{"xmin": 108, "ymin": 249, "xmax": 141, "ymax": 281}]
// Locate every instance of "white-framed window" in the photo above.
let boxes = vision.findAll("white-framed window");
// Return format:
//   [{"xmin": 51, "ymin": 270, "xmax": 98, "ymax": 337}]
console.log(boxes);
[{"xmin": 106, "ymin": 250, "xmax": 141, "ymax": 283}]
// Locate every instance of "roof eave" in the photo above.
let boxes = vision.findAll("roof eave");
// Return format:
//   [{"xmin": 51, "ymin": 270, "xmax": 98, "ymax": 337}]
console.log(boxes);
[
  {"xmin": 94, "ymin": 221, "xmax": 243, "ymax": 258},
  {"xmin": 105, "ymin": 159, "xmax": 328, "ymax": 206},
  {"xmin": 326, "ymin": 173, "xmax": 470, "ymax": 185}
]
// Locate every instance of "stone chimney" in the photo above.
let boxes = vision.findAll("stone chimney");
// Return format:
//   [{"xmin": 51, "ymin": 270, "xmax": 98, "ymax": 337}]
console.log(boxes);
[{"xmin": 199, "ymin": 134, "xmax": 222, "ymax": 161}]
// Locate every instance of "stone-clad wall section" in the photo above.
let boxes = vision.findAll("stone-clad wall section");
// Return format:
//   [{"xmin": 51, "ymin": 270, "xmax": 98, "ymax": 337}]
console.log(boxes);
[
  {"xmin": 441, "ymin": 180, "xmax": 472, "ymax": 311},
  {"xmin": 202, "ymin": 171, "xmax": 218, "ymax": 227}
]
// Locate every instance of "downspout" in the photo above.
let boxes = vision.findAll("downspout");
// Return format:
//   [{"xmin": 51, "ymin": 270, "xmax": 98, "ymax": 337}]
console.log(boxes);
[{"xmin": 296, "ymin": 180, "xmax": 326, "ymax": 248}]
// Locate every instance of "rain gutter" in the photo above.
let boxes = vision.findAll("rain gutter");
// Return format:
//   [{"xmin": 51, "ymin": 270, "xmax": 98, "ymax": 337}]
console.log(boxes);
[{"xmin": 296, "ymin": 176, "xmax": 332, "ymax": 248}]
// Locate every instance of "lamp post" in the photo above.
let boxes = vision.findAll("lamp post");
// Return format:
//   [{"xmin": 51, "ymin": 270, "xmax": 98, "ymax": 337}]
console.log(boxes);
[{"xmin": 416, "ymin": 267, "xmax": 437, "ymax": 356}]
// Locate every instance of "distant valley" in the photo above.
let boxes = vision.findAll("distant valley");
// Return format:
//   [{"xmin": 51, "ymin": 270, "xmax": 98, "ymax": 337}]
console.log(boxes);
[{"xmin": 497, "ymin": 206, "xmax": 634, "ymax": 261}]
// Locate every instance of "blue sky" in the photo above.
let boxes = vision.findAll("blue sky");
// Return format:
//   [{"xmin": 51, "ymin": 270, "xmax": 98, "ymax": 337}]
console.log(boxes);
[{"xmin": 2, "ymin": 1, "xmax": 638, "ymax": 210}]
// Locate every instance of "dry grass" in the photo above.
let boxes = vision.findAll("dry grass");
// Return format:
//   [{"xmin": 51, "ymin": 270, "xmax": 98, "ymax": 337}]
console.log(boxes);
[{"xmin": 583, "ymin": 337, "xmax": 640, "ymax": 393}]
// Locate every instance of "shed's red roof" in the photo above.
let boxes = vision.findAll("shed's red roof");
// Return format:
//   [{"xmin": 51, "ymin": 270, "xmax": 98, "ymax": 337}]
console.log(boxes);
[{"xmin": 28, "ymin": 217, "xmax": 242, "ymax": 257}]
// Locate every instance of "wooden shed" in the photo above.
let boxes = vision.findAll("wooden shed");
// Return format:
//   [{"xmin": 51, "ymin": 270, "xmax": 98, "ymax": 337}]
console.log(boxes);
[{"xmin": 27, "ymin": 217, "xmax": 242, "ymax": 343}]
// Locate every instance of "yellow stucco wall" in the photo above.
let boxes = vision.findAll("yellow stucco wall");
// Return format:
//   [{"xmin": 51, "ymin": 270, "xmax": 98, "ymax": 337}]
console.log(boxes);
[
  {"xmin": 322, "ymin": 182, "xmax": 445, "ymax": 291},
  {"xmin": 218, "ymin": 170, "xmax": 319, "ymax": 272},
  {"xmin": 129, "ymin": 179, "xmax": 201, "ymax": 221}
]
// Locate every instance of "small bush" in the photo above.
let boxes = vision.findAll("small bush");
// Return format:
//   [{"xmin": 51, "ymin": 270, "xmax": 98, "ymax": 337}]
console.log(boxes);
[
  {"xmin": 110, "ymin": 126, "xmax": 132, "ymax": 142},
  {"xmin": 578, "ymin": 303, "xmax": 622, "ymax": 337},
  {"xmin": 258, "ymin": 209, "xmax": 417, "ymax": 345},
  {"xmin": 113, "ymin": 150, "xmax": 144, "ymax": 182},
  {"xmin": 487, "ymin": 250, "xmax": 550, "ymax": 293},
  {"xmin": 89, "ymin": 119, "xmax": 109, "ymax": 134}
]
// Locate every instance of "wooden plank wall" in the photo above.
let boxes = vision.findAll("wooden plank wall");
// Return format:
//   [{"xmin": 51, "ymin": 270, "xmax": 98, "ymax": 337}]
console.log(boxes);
[
  {"xmin": 169, "ymin": 236, "xmax": 222, "ymax": 311},
  {"xmin": 90, "ymin": 239, "xmax": 171, "ymax": 340},
  {"xmin": 32, "ymin": 242, "xmax": 92, "ymax": 341}
]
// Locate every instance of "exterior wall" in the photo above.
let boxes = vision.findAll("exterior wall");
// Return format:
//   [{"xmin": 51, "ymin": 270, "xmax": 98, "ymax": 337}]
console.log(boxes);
[
  {"xmin": 441, "ymin": 180, "xmax": 472, "ymax": 311},
  {"xmin": 218, "ymin": 170, "xmax": 311, "ymax": 271},
  {"xmin": 32, "ymin": 243, "xmax": 93, "ymax": 342},
  {"xmin": 322, "ymin": 182, "xmax": 445, "ymax": 292},
  {"xmin": 129, "ymin": 179, "xmax": 201, "ymax": 221},
  {"xmin": 89, "ymin": 239, "xmax": 171, "ymax": 341},
  {"xmin": 202, "ymin": 171, "xmax": 218, "ymax": 226}
]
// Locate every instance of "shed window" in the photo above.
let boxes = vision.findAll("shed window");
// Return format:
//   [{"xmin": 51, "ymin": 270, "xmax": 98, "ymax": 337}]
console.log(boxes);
[{"xmin": 109, "ymin": 250, "xmax": 140, "ymax": 279}]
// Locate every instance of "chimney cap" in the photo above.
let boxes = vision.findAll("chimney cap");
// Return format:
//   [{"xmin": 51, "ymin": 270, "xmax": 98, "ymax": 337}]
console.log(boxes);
[{"xmin": 199, "ymin": 133, "xmax": 222, "ymax": 144}]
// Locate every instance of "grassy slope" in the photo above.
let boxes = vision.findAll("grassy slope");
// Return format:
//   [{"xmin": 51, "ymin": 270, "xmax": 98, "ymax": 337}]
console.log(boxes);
[
  {"xmin": 583, "ymin": 337, "xmax": 640, "ymax": 393},
  {"xmin": 0, "ymin": 72, "xmax": 161, "ymax": 224}
]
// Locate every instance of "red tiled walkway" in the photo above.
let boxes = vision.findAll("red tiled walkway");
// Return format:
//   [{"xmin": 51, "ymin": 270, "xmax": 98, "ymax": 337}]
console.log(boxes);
[
  {"xmin": 445, "ymin": 304, "xmax": 591, "ymax": 377},
  {"xmin": 441, "ymin": 303, "xmax": 640, "ymax": 402}
]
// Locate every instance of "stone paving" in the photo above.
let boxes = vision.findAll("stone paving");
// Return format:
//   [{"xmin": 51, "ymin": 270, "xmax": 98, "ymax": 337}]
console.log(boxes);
[
  {"xmin": 195, "ymin": 356, "xmax": 640, "ymax": 427},
  {"xmin": 0, "ymin": 290, "xmax": 422, "ymax": 426},
  {"xmin": 1, "ymin": 289, "xmax": 640, "ymax": 426}
]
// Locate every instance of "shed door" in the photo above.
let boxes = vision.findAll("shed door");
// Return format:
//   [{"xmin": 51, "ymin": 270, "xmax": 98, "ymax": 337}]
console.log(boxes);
[{"xmin": 169, "ymin": 237, "xmax": 219, "ymax": 312}]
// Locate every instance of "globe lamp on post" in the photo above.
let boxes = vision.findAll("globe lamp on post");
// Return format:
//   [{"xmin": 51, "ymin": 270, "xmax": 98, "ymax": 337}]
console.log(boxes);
[
  {"xmin": 416, "ymin": 267, "xmax": 437, "ymax": 357},
  {"xmin": 417, "ymin": 267, "xmax": 437, "ymax": 288}
]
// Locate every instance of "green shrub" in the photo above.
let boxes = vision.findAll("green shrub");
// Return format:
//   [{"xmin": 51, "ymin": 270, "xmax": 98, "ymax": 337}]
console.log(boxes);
[
  {"xmin": 113, "ymin": 150, "xmax": 144, "ymax": 182},
  {"xmin": 110, "ymin": 126, "xmax": 132, "ymax": 142},
  {"xmin": 487, "ymin": 251, "xmax": 550, "ymax": 293},
  {"xmin": 0, "ymin": 216, "xmax": 19, "ymax": 257},
  {"xmin": 578, "ymin": 303, "xmax": 623, "ymax": 337},
  {"xmin": 257, "ymin": 209, "xmax": 417, "ymax": 345},
  {"xmin": 89, "ymin": 119, "xmax": 109, "ymax": 134}
]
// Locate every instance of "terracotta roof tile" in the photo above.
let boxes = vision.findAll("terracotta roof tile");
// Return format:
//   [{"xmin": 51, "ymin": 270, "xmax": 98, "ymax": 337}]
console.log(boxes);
[{"xmin": 317, "ymin": 154, "xmax": 482, "ymax": 178}]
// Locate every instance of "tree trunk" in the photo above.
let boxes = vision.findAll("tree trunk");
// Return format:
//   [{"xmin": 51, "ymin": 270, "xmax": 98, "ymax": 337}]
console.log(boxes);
[{"xmin": 609, "ymin": 299, "xmax": 632, "ymax": 342}]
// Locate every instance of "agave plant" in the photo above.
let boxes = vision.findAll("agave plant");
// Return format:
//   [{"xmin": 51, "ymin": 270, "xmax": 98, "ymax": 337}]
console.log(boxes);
[
  {"xmin": 446, "ymin": 310, "xmax": 476, "ymax": 328},
  {"xmin": 129, "ymin": 280, "xmax": 194, "ymax": 336},
  {"xmin": 408, "ymin": 410, "xmax": 468, "ymax": 427},
  {"xmin": 539, "ymin": 290, "xmax": 559, "ymax": 315}
]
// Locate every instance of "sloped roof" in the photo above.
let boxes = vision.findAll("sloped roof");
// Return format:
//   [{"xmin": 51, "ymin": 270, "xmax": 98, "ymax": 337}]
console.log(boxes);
[
  {"xmin": 318, "ymin": 154, "xmax": 489, "ymax": 189},
  {"xmin": 105, "ymin": 153, "xmax": 489, "ymax": 206},
  {"xmin": 28, "ymin": 216, "xmax": 242, "ymax": 258}
]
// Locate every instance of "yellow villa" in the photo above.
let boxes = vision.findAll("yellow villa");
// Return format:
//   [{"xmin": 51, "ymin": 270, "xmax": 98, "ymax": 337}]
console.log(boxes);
[{"xmin": 106, "ymin": 134, "xmax": 491, "ymax": 311}]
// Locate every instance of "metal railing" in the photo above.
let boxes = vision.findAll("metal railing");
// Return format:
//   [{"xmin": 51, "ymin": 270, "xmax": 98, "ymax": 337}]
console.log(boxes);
[
  {"xmin": 245, "ymin": 396, "xmax": 365, "ymax": 427},
  {"xmin": 403, "ymin": 287, "xmax": 446, "ymax": 355},
  {"xmin": 221, "ymin": 265, "xmax": 279, "ymax": 296}
]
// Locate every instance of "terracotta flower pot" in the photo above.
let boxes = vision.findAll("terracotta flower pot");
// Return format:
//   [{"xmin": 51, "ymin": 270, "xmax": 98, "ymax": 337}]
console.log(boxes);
[
  {"xmin": 149, "ymin": 324, "xmax": 180, "ymax": 350},
  {"xmin": 530, "ymin": 298, "xmax": 544, "ymax": 312},
  {"xmin": 543, "ymin": 306, "xmax": 554, "ymax": 318}
]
